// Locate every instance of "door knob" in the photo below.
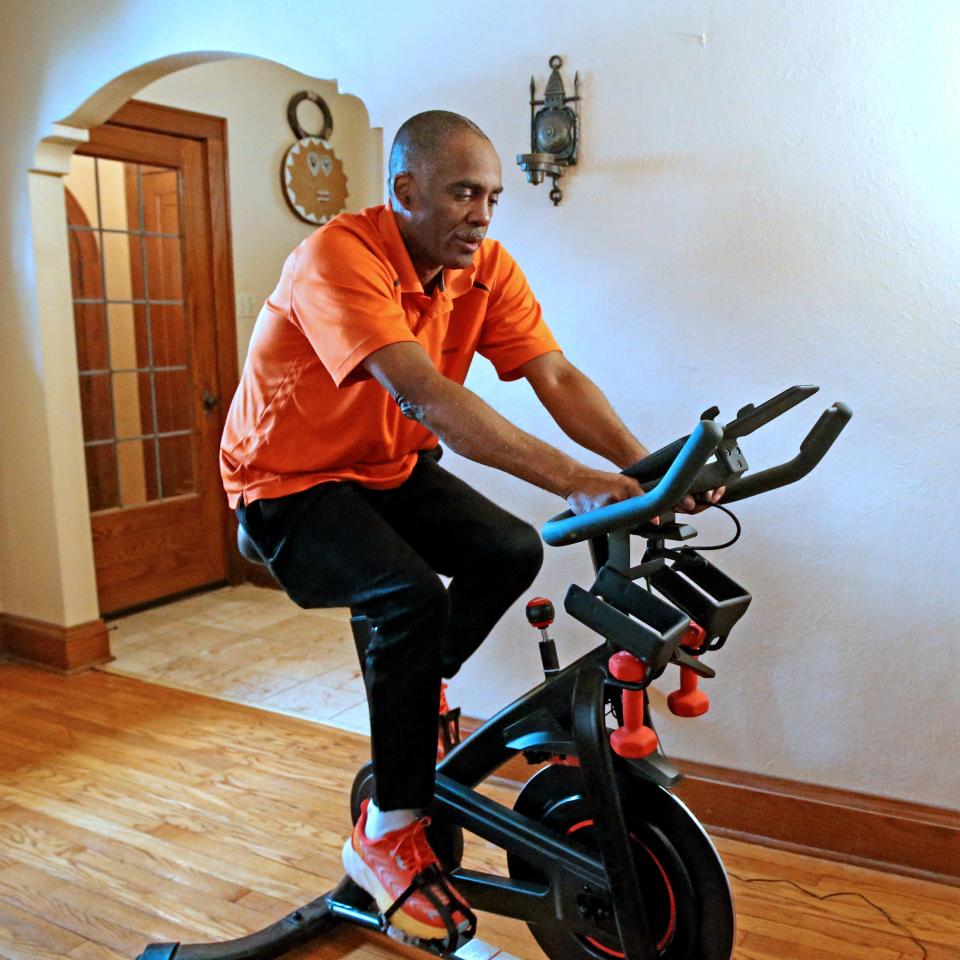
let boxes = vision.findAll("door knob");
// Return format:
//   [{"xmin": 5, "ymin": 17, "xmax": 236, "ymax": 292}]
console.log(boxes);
[{"xmin": 202, "ymin": 390, "xmax": 220, "ymax": 412}]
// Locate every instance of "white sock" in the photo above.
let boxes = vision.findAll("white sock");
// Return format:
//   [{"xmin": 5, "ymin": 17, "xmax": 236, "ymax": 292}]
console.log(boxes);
[{"xmin": 365, "ymin": 799, "xmax": 417, "ymax": 840}]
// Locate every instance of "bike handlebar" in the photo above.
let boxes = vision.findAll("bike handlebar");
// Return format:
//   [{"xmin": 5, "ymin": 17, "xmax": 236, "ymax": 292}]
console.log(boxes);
[
  {"xmin": 541, "ymin": 420, "xmax": 724, "ymax": 546},
  {"xmin": 540, "ymin": 386, "xmax": 852, "ymax": 548},
  {"xmin": 720, "ymin": 401, "xmax": 852, "ymax": 503}
]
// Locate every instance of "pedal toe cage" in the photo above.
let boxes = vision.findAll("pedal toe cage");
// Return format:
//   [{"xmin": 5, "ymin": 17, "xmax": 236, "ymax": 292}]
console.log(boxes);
[
  {"xmin": 440, "ymin": 705, "xmax": 462, "ymax": 755},
  {"xmin": 383, "ymin": 863, "xmax": 478, "ymax": 953}
]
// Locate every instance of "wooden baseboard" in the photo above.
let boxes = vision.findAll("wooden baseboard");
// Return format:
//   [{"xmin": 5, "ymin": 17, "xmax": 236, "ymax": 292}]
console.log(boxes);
[
  {"xmin": 0, "ymin": 613, "xmax": 111, "ymax": 673},
  {"xmin": 460, "ymin": 716, "xmax": 960, "ymax": 886}
]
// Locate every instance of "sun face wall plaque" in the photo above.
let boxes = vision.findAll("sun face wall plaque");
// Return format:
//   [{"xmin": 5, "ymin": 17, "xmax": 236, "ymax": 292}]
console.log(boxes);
[{"xmin": 281, "ymin": 91, "xmax": 349, "ymax": 225}]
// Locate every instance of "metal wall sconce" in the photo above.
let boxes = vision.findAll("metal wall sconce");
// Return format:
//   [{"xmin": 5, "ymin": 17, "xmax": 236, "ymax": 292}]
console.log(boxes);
[{"xmin": 516, "ymin": 56, "xmax": 581, "ymax": 206}]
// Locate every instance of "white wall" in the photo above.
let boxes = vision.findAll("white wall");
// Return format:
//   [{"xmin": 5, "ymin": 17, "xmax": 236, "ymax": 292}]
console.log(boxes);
[{"xmin": 1, "ymin": 0, "xmax": 957, "ymax": 809}]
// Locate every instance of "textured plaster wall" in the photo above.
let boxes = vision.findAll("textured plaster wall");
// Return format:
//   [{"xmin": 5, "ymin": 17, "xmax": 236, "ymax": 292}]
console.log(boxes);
[{"xmin": 0, "ymin": 0, "xmax": 957, "ymax": 809}]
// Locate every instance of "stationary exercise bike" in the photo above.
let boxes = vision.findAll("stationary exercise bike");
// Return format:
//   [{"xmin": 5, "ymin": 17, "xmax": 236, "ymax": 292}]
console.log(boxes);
[{"xmin": 138, "ymin": 385, "xmax": 851, "ymax": 960}]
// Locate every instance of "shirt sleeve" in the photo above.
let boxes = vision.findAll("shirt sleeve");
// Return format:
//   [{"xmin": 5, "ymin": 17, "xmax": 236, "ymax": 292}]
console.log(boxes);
[
  {"xmin": 476, "ymin": 244, "xmax": 561, "ymax": 380},
  {"xmin": 289, "ymin": 226, "xmax": 418, "ymax": 387}
]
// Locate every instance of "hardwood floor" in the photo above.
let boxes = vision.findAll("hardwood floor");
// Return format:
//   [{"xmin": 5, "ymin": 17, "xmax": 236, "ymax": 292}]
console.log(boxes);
[
  {"xmin": 103, "ymin": 584, "xmax": 370, "ymax": 735},
  {"xmin": 0, "ymin": 662, "xmax": 957, "ymax": 960}
]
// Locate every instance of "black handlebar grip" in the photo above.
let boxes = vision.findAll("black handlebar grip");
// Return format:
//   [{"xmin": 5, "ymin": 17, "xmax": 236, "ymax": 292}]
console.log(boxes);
[
  {"xmin": 721, "ymin": 402, "xmax": 852, "ymax": 503},
  {"xmin": 621, "ymin": 436, "xmax": 688, "ymax": 485}
]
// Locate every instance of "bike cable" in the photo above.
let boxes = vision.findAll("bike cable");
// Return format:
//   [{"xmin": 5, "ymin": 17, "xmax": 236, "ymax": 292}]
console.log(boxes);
[{"xmin": 687, "ymin": 502, "xmax": 741, "ymax": 551}]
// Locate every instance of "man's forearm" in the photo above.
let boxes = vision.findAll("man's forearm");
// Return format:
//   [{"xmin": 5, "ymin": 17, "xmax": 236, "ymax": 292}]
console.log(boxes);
[
  {"xmin": 405, "ymin": 379, "xmax": 595, "ymax": 499},
  {"xmin": 529, "ymin": 360, "xmax": 649, "ymax": 469},
  {"xmin": 364, "ymin": 341, "xmax": 642, "ymax": 512}
]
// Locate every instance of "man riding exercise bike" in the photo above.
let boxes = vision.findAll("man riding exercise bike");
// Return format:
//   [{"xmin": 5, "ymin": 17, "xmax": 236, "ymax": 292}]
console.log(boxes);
[{"xmin": 219, "ymin": 108, "xmax": 722, "ymax": 943}]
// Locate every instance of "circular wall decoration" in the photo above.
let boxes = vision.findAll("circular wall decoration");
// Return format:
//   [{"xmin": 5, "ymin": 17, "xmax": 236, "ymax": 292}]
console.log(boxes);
[{"xmin": 281, "ymin": 92, "xmax": 349, "ymax": 225}]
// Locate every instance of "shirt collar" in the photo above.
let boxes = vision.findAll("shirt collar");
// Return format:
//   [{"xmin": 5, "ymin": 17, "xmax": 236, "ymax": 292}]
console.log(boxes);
[{"xmin": 379, "ymin": 203, "xmax": 478, "ymax": 300}]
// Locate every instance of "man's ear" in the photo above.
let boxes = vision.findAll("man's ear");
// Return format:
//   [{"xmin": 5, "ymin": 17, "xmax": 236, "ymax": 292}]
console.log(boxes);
[{"xmin": 392, "ymin": 172, "xmax": 417, "ymax": 211}]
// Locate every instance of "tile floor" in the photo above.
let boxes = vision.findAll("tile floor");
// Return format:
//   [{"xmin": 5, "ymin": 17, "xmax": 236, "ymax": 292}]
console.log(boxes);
[{"xmin": 102, "ymin": 583, "xmax": 372, "ymax": 735}]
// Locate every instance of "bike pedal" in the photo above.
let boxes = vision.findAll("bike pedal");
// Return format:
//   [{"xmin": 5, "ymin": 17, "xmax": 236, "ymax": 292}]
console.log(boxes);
[{"xmin": 384, "ymin": 919, "xmax": 474, "ymax": 954}]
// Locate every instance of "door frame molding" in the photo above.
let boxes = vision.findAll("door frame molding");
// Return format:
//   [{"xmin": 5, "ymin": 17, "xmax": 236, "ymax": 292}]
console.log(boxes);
[{"xmin": 101, "ymin": 100, "xmax": 248, "ymax": 589}]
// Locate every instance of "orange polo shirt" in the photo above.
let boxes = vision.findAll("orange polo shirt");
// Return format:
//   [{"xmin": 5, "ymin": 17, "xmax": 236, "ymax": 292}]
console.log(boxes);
[{"xmin": 220, "ymin": 204, "xmax": 560, "ymax": 508}]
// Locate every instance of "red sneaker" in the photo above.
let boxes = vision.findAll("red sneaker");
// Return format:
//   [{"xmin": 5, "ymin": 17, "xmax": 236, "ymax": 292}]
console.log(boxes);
[{"xmin": 342, "ymin": 800, "xmax": 473, "ymax": 943}]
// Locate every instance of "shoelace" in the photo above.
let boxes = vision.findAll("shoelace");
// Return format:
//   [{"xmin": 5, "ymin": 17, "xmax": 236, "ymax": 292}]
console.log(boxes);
[{"xmin": 389, "ymin": 817, "xmax": 439, "ymax": 877}]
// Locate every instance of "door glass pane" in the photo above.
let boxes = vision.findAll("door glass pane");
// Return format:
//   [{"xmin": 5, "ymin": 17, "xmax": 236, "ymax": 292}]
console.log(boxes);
[
  {"xmin": 73, "ymin": 302, "xmax": 108, "ymax": 371},
  {"xmin": 154, "ymin": 370, "xmax": 192, "ymax": 433},
  {"xmin": 111, "ymin": 372, "xmax": 146, "ymax": 439},
  {"xmin": 107, "ymin": 302, "xmax": 139, "ymax": 369},
  {"xmin": 142, "ymin": 438, "xmax": 160, "ymax": 502},
  {"xmin": 79, "ymin": 374, "xmax": 114, "ymax": 442},
  {"xmin": 141, "ymin": 167, "xmax": 180, "ymax": 234},
  {"xmin": 150, "ymin": 304, "xmax": 188, "ymax": 366},
  {"xmin": 85, "ymin": 444, "xmax": 119, "ymax": 512},
  {"xmin": 144, "ymin": 236, "xmax": 183, "ymax": 300},
  {"xmin": 96, "ymin": 158, "xmax": 135, "ymax": 232},
  {"xmin": 68, "ymin": 228, "xmax": 102, "ymax": 299},
  {"xmin": 116, "ymin": 439, "xmax": 149, "ymax": 506},
  {"xmin": 64, "ymin": 155, "xmax": 100, "ymax": 230},
  {"xmin": 66, "ymin": 151, "xmax": 196, "ymax": 513},
  {"xmin": 102, "ymin": 231, "xmax": 136, "ymax": 302},
  {"xmin": 158, "ymin": 433, "xmax": 196, "ymax": 497}
]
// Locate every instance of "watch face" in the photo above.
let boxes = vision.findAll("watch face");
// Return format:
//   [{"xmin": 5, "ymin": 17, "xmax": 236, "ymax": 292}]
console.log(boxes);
[{"xmin": 282, "ymin": 137, "xmax": 349, "ymax": 225}]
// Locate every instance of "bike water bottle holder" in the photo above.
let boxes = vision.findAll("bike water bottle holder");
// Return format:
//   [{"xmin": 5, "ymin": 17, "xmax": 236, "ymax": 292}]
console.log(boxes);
[
  {"xmin": 648, "ymin": 551, "xmax": 751, "ymax": 649},
  {"xmin": 564, "ymin": 566, "xmax": 690, "ymax": 677}
]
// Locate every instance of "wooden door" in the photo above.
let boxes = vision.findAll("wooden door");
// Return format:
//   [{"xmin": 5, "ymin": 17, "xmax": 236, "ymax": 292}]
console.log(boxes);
[{"xmin": 66, "ymin": 118, "xmax": 231, "ymax": 613}]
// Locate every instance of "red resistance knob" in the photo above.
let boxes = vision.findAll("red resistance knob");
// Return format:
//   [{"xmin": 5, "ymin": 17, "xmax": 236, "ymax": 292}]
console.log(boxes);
[
  {"xmin": 526, "ymin": 597, "xmax": 555, "ymax": 629},
  {"xmin": 608, "ymin": 651, "xmax": 658, "ymax": 759},
  {"xmin": 668, "ymin": 621, "xmax": 710, "ymax": 718}
]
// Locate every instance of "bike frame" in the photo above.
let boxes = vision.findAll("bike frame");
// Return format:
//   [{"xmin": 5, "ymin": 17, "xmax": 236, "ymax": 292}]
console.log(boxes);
[
  {"xmin": 139, "ymin": 386, "xmax": 851, "ymax": 960},
  {"xmin": 435, "ymin": 642, "xmax": 660, "ymax": 957}
]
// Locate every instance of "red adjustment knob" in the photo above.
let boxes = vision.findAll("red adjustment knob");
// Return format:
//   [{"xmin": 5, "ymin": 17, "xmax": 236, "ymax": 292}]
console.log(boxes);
[
  {"xmin": 668, "ymin": 622, "xmax": 710, "ymax": 718},
  {"xmin": 526, "ymin": 597, "xmax": 555, "ymax": 629},
  {"xmin": 608, "ymin": 651, "xmax": 658, "ymax": 759}
]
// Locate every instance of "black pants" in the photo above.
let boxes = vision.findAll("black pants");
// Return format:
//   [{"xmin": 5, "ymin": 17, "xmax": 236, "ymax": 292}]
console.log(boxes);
[{"xmin": 236, "ymin": 450, "xmax": 543, "ymax": 810}]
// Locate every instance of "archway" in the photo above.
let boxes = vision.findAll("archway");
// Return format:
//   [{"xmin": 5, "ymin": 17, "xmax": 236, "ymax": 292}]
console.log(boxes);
[{"xmin": 14, "ymin": 52, "xmax": 381, "ymax": 669}]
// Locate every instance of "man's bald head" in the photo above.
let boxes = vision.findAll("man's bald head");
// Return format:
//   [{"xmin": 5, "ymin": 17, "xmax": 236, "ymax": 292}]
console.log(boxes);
[
  {"xmin": 388, "ymin": 111, "xmax": 491, "ymax": 198},
  {"xmin": 388, "ymin": 111, "xmax": 502, "ymax": 284}
]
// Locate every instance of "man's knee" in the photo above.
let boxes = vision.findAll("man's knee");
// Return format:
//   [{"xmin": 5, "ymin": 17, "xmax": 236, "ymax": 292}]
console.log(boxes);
[
  {"xmin": 498, "ymin": 518, "xmax": 544, "ymax": 588},
  {"xmin": 366, "ymin": 570, "xmax": 450, "ymax": 655}
]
